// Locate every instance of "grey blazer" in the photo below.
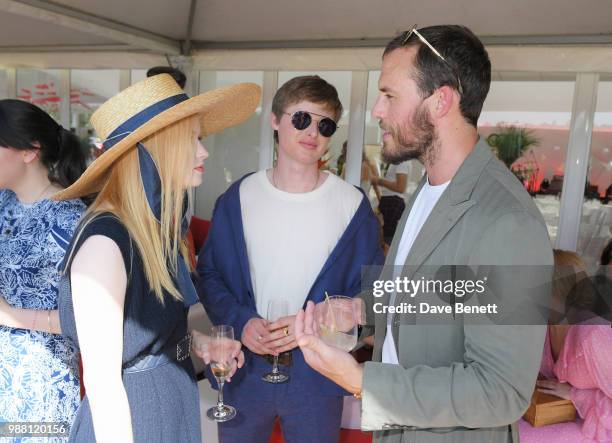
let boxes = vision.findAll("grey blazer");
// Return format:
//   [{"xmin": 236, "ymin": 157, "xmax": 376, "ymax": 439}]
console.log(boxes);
[{"xmin": 360, "ymin": 139, "xmax": 554, "ymax": 443}]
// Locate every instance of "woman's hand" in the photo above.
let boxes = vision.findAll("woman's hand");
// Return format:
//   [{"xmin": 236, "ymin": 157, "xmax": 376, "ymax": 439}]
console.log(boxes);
[
  {"xmin": 0, "ymin": 296, "xmax": 14, "ymax": 327},
  {"xmin": 191, "ymin": 329, "xmax": 245, "ymax": 381},
  {"xmin": 537, "ymin": 379, "xmax": 572, "ymax": 400},
  {"xmin": 0, "ymin": 298, "xmax": 61, "ymax": 333}
]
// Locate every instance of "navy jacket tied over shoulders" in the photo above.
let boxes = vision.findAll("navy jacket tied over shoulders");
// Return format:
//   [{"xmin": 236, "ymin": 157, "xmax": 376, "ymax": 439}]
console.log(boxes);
[{"xmin": 196, "ymin": 173, "xmax": 384, "ymax": 396}]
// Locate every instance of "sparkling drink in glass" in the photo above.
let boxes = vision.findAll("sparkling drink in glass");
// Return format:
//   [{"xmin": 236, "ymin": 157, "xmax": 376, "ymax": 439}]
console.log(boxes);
[
  {"xmin": 319, "ymin": 295, "xmax": 358, "ymax": 352},
  {"xmin": 262, "ymin": 298, "xmax": 290, "ymax": 383},
  {"xmin": 206, "ymin": 325, "xmax": 237, "ymax": 422}
]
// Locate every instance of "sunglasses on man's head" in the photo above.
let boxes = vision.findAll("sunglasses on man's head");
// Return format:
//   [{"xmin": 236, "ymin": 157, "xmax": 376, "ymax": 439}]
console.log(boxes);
[
  {"xmin": 401, "ymin": 24, "xmax": 464, "ymax": 96},
  {"xmin": 285, "ymin": 111, "xmax": 337, "ymax": 138}
]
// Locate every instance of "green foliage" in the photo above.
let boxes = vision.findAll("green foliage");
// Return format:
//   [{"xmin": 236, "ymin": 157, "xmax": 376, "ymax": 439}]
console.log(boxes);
[{"xmin": 486, "ymin": 126, "xmax": 540, "ymax": 168}]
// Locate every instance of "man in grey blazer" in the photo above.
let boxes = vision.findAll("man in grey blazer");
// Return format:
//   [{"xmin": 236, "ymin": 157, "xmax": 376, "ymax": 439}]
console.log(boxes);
[{"xmin": 295, "ymin": 25, "xmax": 553, "ymax": 442}]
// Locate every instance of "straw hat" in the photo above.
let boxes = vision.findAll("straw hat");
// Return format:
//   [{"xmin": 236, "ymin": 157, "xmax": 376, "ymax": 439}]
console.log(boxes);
[{"xmin": 54, "ymin": 74, "xmax": 261, "ymax": 200}]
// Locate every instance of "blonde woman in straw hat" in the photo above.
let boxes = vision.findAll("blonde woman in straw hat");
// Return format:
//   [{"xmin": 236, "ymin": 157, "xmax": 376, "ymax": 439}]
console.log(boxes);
[{"xmin": 54, "ymin": 74, "xmax": 261, "ymax": 442}]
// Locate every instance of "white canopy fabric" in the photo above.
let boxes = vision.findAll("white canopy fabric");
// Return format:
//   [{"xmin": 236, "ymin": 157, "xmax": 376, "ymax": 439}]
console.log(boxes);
[
  {"xmin": 2, "ymin": 0, "xmax": 612, "ymax": 49},
  {"xmin": 1, "ymin": 0, "xmax": 612, "ymax": 71}
]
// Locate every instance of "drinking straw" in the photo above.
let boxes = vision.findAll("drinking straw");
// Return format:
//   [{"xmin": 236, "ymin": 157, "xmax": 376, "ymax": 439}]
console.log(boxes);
[{"xmin": 324, "ymin": 291, "xmax": 338, "ymax": 331}]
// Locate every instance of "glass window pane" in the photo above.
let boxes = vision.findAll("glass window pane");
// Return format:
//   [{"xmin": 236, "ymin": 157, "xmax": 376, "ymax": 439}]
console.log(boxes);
[
  {"xmin": 0, "ymin": 70, "xmax": 7, "ymax": 99},
  {"xmin": 16, "ymin": 69, "xmax": 62, "ymax": 122},
  {"xmin": 365, "ymin": 70, "xmax": 381, "ymax": 174},
  {"xmin": 195, "ymin": 71, "xmax": 263, "ymax": 220},
  {"xmin": 278, "ymin": 71, "xmax": 351, "ymax": 175},
  {"xmin": 479, "ymin": 79, "xmax": 576, "ymax": 246},
  {"xmin": 578, "ymin": 79, "xmax": 612, "ymax": 267},
  {"xmin": 131, "ymin": 69, "xmax": 147, "ymax": 85},
  {"xmin": 70, "ymin": 70, "xmax": 120, "ymax": 161},
  {"xmin": 364, "ymin": 70, "xmax": 426, "ymax": 203}
]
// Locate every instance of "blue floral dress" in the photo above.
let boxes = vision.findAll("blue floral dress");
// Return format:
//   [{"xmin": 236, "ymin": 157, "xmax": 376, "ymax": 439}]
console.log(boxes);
[{"xmin": 0, "ymin": 189, "xmax": 85, "ymax": 441}]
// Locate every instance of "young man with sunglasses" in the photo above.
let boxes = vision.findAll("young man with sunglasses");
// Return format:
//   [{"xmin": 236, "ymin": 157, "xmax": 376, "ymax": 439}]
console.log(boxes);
[
  {"xmin": 197, "ymin": 75, "xmax": 384, "ymax": 443},
  {"xmin": 295, "ymin": 26, "xmax": 554, "ymax": 443}
]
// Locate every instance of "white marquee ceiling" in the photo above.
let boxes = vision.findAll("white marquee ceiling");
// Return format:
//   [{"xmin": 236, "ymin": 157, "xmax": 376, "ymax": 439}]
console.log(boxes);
[{"xmin": 1, "ymin": 0, "xmax": 612, "ymax": 54}]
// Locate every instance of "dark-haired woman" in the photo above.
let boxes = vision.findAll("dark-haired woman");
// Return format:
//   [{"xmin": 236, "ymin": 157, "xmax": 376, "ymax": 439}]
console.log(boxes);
[{"xmin": 0, "ymin": 99, "xmax": 87, "ymax": 431}]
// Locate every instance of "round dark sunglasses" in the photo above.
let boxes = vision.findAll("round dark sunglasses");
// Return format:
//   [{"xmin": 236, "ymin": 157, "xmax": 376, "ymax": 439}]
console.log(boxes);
[{"xmin": 285, "ymin": 111, "xmax": 337, "ymax": 137}]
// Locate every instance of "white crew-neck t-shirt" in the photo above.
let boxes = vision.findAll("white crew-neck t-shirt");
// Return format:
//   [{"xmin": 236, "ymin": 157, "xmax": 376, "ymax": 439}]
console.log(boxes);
[
  {"xmin": 240, "ymin": 170, "xmax": 362, "ymax": 317},
  {"xmin": 381, "ymin": 178, "xmax": 450, "ymax": 364}
]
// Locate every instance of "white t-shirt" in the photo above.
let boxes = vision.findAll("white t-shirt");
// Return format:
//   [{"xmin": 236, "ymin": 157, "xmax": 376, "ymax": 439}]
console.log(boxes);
[
  {"xmin": 240, "ymin": 170, "xmax": 363, "ymax": 317},
  {"xmin": 382, "ymin": 178, "xmax": 450, "ymax": 364},
  {"xmin": 381, "ymin": 161, "xmax": 411, "ymax": 198}
]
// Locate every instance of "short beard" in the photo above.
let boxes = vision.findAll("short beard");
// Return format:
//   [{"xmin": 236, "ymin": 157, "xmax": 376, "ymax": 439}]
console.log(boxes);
[{"xmin": 381, "ymin": 105, "xmax": 438, "ymax": 166}]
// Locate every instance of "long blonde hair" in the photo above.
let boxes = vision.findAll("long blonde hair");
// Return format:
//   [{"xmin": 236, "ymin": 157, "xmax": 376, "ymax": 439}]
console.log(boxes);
[{"xmin": 72, "ymin": 115, "xmax": 198, "ymax": 303}]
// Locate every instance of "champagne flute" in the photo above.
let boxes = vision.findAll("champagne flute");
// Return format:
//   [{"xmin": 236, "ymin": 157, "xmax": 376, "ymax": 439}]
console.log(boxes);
[
  {"xmin": 262, "ymin": 298, "xmax": 290, "ymax": 383},
  {"xmin": 318, "ymin": 295, "xmax": 358, "ymax": 352},
  {"xmin": 206, "ymin": 325, "xmax": 237, "ymax": 422}
]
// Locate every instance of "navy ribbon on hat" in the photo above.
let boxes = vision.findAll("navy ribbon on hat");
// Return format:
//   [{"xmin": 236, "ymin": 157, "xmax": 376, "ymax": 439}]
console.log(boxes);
[
  {"xmin": 100, "ymin": 92, "xmax": 199, "ymax": 307},
  {"xmin": 137, "ymin": 143, "xmax": 199, "ymax": 307},
  {"xmin": 102, "ymin": 93, "xmax": 189, "ymax": 150}
]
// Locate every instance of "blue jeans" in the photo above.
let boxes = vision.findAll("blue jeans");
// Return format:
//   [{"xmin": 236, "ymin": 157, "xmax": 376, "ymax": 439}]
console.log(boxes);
[{"xmin": 218, "ymin": 356, "xmax": 343, "ymax": 443}]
